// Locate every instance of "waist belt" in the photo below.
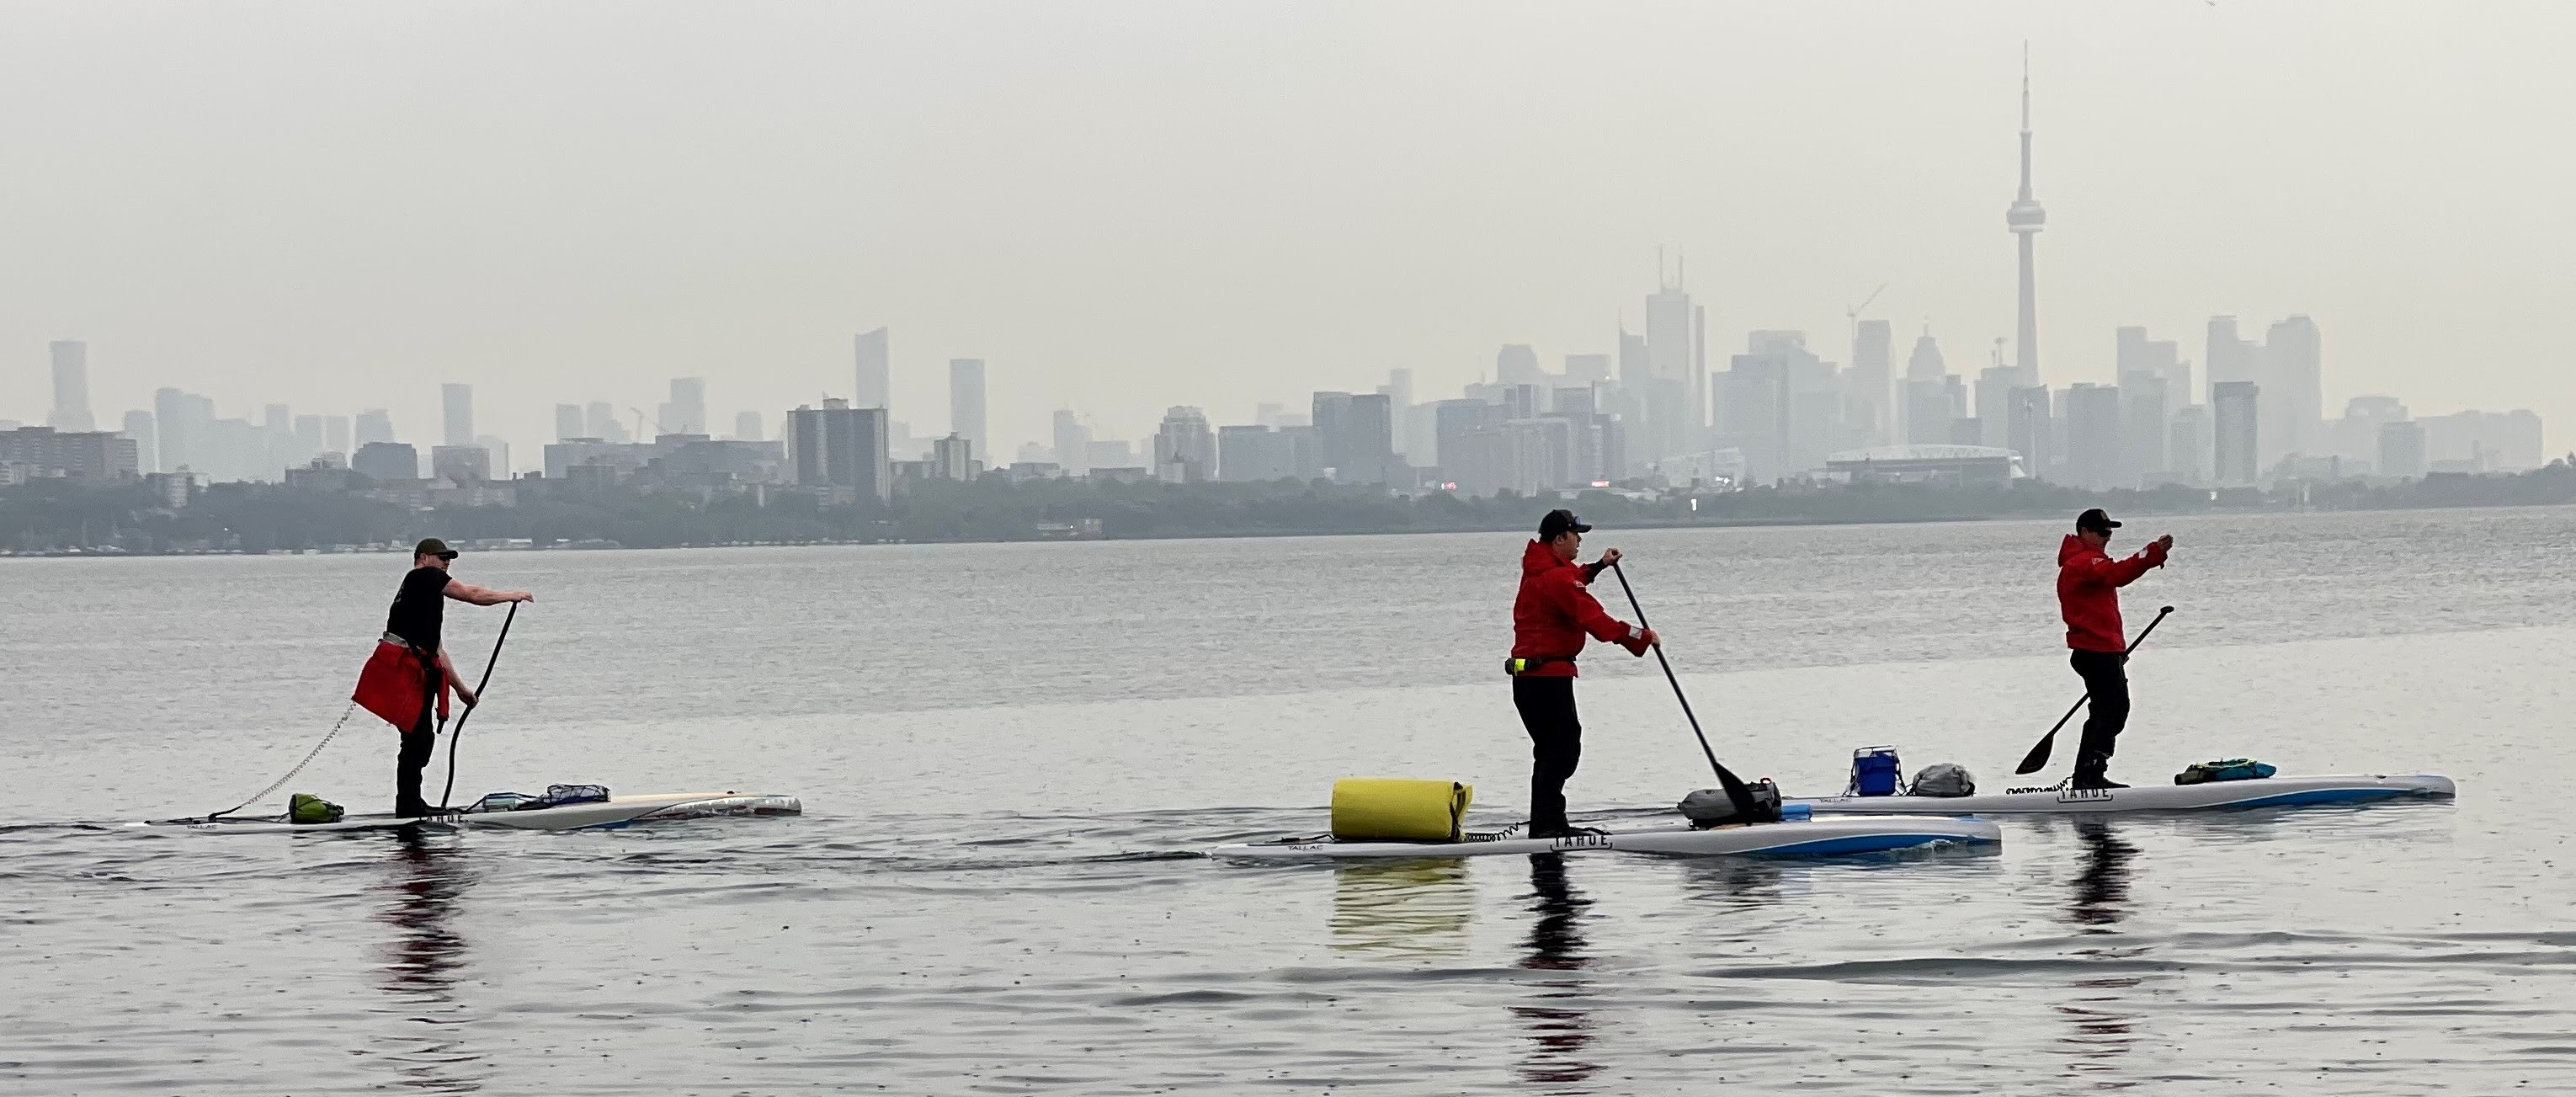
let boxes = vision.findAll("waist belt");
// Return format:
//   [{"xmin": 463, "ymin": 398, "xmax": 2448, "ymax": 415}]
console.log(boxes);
[{"xmin": 1504, "ymin": 656, "xmax": 1575, "ymax": 677}]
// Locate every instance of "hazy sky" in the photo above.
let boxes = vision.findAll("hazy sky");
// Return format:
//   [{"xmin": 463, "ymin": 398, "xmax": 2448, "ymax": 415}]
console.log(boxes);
[{"xmin": 5, "ymin": 1, "xmax": 2573, "ymax": 461}]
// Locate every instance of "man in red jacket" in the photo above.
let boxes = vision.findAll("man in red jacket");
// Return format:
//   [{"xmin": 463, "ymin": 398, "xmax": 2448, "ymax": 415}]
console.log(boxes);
[
  {"xmin": 1509, "ymin": 509, "xmax": 1657, "ymax": 838},
  {"xmin": 2057, "ymin": 509, "xmax": 2174, "ymax": 790}
]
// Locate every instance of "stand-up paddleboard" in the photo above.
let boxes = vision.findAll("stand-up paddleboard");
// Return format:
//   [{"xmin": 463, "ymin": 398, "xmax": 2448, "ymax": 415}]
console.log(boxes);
[
  {"xmin": 1212, "ymin": 813, "xmax": 2000, "ymax": 860},
  {"xmin": 1791, "ymin": 773, "xmax": 2455, "ymax": 817},
  {"xmin": 136, "ymin": 791, "xmax": 801, "ymax": 833}
]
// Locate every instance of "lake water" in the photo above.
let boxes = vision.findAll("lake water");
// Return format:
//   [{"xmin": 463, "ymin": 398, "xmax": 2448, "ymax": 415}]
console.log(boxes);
[{"xmin": 5, "ymin": 507, "xmax": 2573, "ymax": 1094}]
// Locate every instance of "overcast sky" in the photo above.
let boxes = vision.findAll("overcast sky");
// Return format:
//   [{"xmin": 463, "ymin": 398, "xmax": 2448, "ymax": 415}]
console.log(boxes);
[{"xmin": 4, "ymin": 1, "xmax": 2572, "ymax": 461}]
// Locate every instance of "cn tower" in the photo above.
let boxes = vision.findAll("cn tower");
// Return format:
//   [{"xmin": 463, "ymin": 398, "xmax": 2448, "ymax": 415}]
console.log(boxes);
[{"xmin": 2005, "ymin": 45, "xmax": 2046, "ymax": 387}]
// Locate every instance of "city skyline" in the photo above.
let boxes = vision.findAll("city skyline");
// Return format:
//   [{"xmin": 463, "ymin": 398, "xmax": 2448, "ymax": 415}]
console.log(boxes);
[{"xmin": 6, "ymin": 4, "xmax": 2573, "ymax": 461}]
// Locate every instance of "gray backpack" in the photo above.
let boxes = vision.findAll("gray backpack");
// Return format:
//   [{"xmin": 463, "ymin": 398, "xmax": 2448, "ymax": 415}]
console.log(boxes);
[{"xmin": 1909, "ymin": 763, "xmax": 1976, "ymax": 798}]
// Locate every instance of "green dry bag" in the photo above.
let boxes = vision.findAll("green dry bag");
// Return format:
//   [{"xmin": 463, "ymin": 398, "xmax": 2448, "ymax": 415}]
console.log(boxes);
[{"xmin": 289, "ymin": 793, "xmax": 345, "ymax": 825}]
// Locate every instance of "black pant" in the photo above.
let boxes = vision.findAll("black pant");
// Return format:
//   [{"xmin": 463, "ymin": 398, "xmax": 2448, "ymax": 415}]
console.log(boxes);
[
  {"xmin": 396, "ymin": 655, "xmax": 443, "ymax": 817},
  {"xmin": 2069, "ymin": 650, "xmax": 2131, "ymax": 780},
  {"xmin": 1512, "ymin": 676, "xmax": 1582, "ymax": 832}
]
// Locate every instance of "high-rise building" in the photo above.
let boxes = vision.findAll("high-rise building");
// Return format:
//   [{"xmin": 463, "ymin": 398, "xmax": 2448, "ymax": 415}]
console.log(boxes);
[
  {"xmin": 2116, "ymin": 326, "xmax": 2187, "ymax": 416},
  {"xmin": 1496, "ymin": 345, "xmax": 1545, "ymax": 387},
  {"xmin": 1901, "ymin": 328, "xmax": 1952, "ymax": 445},
  {"xmin": 1849, "ymin": 319, "xmax": 1893, "ymax": 446},
  {"xmin": 432, "ymin": 445, "xmax": 492, "ymax": 483},
  {"xmin": 2205, "ymin": 317, "xmax": 2258, "ymax": 401},
  {"xmin": 854, "ymin": 328, "xmax": 890, "ymax": 410},
  {"xmin": 1379, "ymin": 369, "xmax": 1415, "ymax": 459},
  {"xmin": 1312, "ymin": 391, "xmax": 1354, "ymax": 477},
  {"xmin": 2419, "ymin": 409, "xmax": 2546, "ymax": 471},
  {"xmin": 2263, "ymin": 316, "xmax": 2322, "ymax": 465},
  {"xmin": 294, "ymin": 415, "xmax": 324, "ymax": 461},
  {"xmin": 1347, "ymin": 393, "xmax": 1397, "ymax": 484},
  {"xmin": 2119, "ymin": 372, "xmax": 2169, "ymax": 487},
  {"xmin": 1217, "ymin": 425, "xmax": 1295, "ymax": 482},
  {"xmin": 555, "ymin": 404, "xmax": 585, "ymax": 441},
  {"xmin": 948, "ymin": 359, "xmax": 986, "ymax": 456},
  {"xmin": 2008, "ymin": 386, "xmax": 2053, "ymax": 479},
  {"xmin": 1644, "ymin": 258, "xmax": 1704, "ymax": 458},
  {"xmin": 2063, "ymin": 384, "xmax": 2122, "ymax": 490},
  {"xmin": 583, "ymin": 402, "xmax": 624, "ymax": 444},
  {"xmin": 2378, "ymin": 421, "xmax": 2427, "ymax": 479},
  {"xmin": 657, "ymin": 377, "xmax": 707, "ymax": 437},
  {"xmin": 50, "ymin": 340, "xmax": 95, "ymax": 432},
  {"xmin": 323, "ymin": 416, "xmax": 351, "ymax": 455},
  {"xmin": 787, "ymin": 399, "xmax": 891, "ymax": 501},
  {"xmin": 735, "ymin": 411, "xmax": 764, "ymax": 442},
  {"xmin": 1051, "ymin": 410, "xmax": 1090, "ymax": 476},
  {"xmin": 1154, "ymin": 406, "xmax": 1216, "ymax": 483},
  {"xmin": 931, "ymin": 433, "xmax": 977, "ymax": 481},
  {"xmin": 1, "ymin": 426, "xmax": 137, "ymax": 482},
  {"xmin": 1974, "ymin": 367, "xmax": 2016, "ymax": 449},
  {"xmin": 2212, "ymin": 381, "xmax": 2259, "ymax": 486},
  {"xmin": 123, "ymin": 410, "xmax": 158, "ymax": 473},
  {"xmin": 156, "ymin": 387, "xmax": 216, "ymax": 475},
  {"xmin": 477, "ymin": 435, "xmax": 513, "ymax": 478},
  {"xmin": 2169, "ymin": 406, "xmax": 2211, "ymax": 486},
  {"xmin": 356, "ymin": 408, "xmax": 394, "ymax": 447},
  {"xmin": 440, "ymin": 385, "xmax": 474, "ymax": 446},
  {"xmin": 2331, "ymin": 396, "xmax": 2408, "ymax": 462},
  {"xmin": 354, "ymin": 442, "xmax": 418, "ymax": 482},
  {"xmin": 2005, "ymin": 48, "xmax": 2047, "ymax": 387}
]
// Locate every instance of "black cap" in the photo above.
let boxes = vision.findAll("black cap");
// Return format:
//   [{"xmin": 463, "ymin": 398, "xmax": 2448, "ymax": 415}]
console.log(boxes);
[
  {"xmin": 2075, "ymin": 509, "xmax": 2121, "ymax": 534},
  {"xmin": 414, "ymin": 537, "xmax": 459, "ymax": 560},
  {"xmin": 1538, "ymin": 509, "xmax": 1592, "ymax": 541}
]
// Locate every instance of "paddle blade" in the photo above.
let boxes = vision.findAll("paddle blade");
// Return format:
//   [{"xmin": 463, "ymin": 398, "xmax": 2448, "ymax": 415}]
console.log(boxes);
[{"xmin": 2014, "ymin": 731, "xmax": 2055, "ymax": 775}]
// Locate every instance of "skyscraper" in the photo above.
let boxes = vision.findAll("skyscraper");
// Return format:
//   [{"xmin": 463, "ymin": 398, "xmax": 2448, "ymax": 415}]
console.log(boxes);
[
  {"xmin": 2206, "ymin": 317, "xmax": 2258, "ymax": 399},
  {"xmin": 1380, "ymin": 368, "xmax": 1415, "ymax": 460},
  {"xmin": 948, "ymin": 359, "xmax": 987, "ymax": 456},
  {"xmin": 123, "ymin": 409, "xmax": 157, "ymax": 473},
  {"xmin": 50, "ymin": 340, "xmax": 94, "ymax": 432},
  {"xmin": 854, "ymin": 328, "xmax": 890, "ymax": 409},
  {"xmin": 1154, "ymin": 406, "xmax": 1216, "ymax": 483},
  {"xmin": 1347, "ymin": 392, "xmax": 1397, "ymax": 485},
  {"xmin": 441, "ymin": 384, "xmax": 474, "ymax": 446},
  {"xmin": 735, "ymin": 411, "xmax": 764, "ymax": 442},
  {"xmin": 2212, "ymin": 381, "xmax": 2260, "ymax": 486},
  {"xmin": 356, "ymin": 408, "xmax": 395, "ymax": 447},
  {"xmin": 584, "ymin": 402, "xmax": 625, "ymax": 444},
  {"xmin": 788, "ymin": 399, "xmax": 891, "ymax": 501},
  {"xmin": 1974, "ymin": 367, "xmax": 2016, "ymax": 449},
  {"xmin": 1052, "ymin": 409, "xmax": 1090, "ymax": 476},
  {"xmin": 2005, "ymin": 47, "xmax": 2046, "ymax": 387},
  {"xmin": 556, "ymin": 404, "xmax": 585, "ymax": 441},
  {"xmin": 324, "ymin": 416, "xmax": 351, "ymax": 455},
  {"xmin": 1849, "ymin": 319, "xmax": 1893, "ymax": 446},
  {"xmin": 2263, "ymin": 316, "xmax": 2322, "ymax": 465},
  {"xmin": 1645, "ymin": 256, "xmax": 1703, "ymax": 458},
  {"xmin": 1312, "ymin": 391, "xmax": 1353, "ymax": 476},
  {"xmin": 2378, "ymin": 420, "xmax": 2427, "ymax": 479},
  {"xmin": 1496, "ymin": 345, "xmax": 1544, "ymax": 387},
  {"xmin": 2120, "ymin": 372, "xmax": 2169, "ymax": 486},
  {"xmin": 661, "ymin": 377, "xmax": 707, "ymax": 436}
]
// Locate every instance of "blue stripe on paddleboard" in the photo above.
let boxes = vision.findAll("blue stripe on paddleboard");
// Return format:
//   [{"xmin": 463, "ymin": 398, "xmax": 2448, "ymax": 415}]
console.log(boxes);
[{"xmin": 1749, "ymin": 833, "xmax": 1993, "ymax": 856}]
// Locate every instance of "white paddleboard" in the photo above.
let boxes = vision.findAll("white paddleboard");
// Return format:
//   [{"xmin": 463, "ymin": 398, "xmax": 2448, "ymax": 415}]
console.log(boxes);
[
  {"xmin": 135, "ymin": 791, "xmax": 801, "ymax": 833},
  {"xmin": 1791, "ymin": 773, "xmax": 2455, "ymax": 816},
  {"xmin": 1211, "ymin": 813, "xmax": 2001, "ymax": 860}
]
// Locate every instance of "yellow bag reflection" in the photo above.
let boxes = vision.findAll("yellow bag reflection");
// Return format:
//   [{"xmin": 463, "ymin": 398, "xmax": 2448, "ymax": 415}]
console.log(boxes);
[{"xmin": 1329, "ymin": 778, "xmax": 1474, "ymax": 843}]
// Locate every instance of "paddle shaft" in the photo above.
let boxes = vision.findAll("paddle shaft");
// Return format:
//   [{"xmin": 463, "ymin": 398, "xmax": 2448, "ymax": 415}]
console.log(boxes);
[
  {"xmin": 2013, "ymin": 605, "xmax": 2174, "ymax": 776},
  {"xmin": 439, "ymin": 601, "xmax": 519, "ymax": 810},
  {"xmin": 1606, "ymin": 561, "xmax": 1763, "ymax": 818}
]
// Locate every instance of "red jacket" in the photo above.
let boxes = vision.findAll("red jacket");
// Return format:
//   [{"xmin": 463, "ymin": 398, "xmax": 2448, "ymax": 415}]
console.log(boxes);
[
  {"xmin": 1511, "ymin": 540, "xmax": 1648, "ymax": 677},
  {"xmin": 2057, "ymin": 534, "xmax": 2167, "ymax": 652}
]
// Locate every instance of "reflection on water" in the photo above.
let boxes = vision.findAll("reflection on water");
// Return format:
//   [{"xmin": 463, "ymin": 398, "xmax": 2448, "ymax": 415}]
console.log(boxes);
[
  {"xmin": 374, "ymin": 833, "xmax": 486, "ymax": 1094},
  {"xmin": 1328, "ymin": 860, "xmax": 1473, "ymax": 958},
  {"xmin": 1514, "ymin": 854, "xmax": 1600, "ymax": 1092},
  {"xmin": 2056, "ymin": 821, "xmax": 2144, "ymax": 1088}
]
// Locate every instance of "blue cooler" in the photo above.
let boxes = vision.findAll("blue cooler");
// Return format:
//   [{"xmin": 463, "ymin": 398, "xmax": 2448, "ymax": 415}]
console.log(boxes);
[{"xmin": 1848, "ymin": 747, "xmax": 1903, "ymax": 796}]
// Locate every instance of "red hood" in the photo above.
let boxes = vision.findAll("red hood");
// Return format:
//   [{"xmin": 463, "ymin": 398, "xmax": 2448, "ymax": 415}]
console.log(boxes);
[
  {"xmin": 1523, "ymin": 539, "xmax": 1572, "ymax": 578},
  {"xmin": 2058, "ymin": 534, "xmax": 2099, "ymax": 566}
]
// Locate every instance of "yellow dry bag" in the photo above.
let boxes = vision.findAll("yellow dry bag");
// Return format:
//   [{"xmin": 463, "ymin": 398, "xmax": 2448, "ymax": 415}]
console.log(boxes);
[{"xmin": 1329, "ymin": 778, "xmax": 1474, "ymax": 843}]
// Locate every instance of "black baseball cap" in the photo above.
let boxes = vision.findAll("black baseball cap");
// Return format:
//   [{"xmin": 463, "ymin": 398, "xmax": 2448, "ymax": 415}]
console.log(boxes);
[
  {"xmin": 1538, "ymin": 509, "xmax": 1592, "ymax": 540},
  {"xmin": 2075, "ymin": 509, "xmax": 2121, "ymax": 534},
  {"xmin": 414, "ymin": 538, "xmax": 460, "ymax": 560}
]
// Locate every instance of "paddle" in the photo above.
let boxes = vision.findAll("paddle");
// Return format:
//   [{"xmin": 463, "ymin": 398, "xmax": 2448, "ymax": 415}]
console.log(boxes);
[
  {"xmin": 1606, "ymin": 560, "xmax": 1768, "ymax": 822},
  {"xmin": 438, "ymin": 601, "xmax": 519, "ymax": 811},
  {"xmin": 2013, "ymin": 605, "xmax": 2174, "ymax": 776}
]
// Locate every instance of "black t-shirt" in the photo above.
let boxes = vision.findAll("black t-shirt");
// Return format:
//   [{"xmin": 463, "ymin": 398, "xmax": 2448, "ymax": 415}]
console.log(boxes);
[{"xmin": 386, "ymin": 566, "xmax": 450, "ymax": 652}]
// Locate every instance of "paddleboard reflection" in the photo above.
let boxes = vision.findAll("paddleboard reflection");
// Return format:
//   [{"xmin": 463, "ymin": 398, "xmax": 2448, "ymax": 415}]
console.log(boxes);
[{"xmin": 1328, "ymin": 860, "xmax": 1472, "ymax": 958}]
